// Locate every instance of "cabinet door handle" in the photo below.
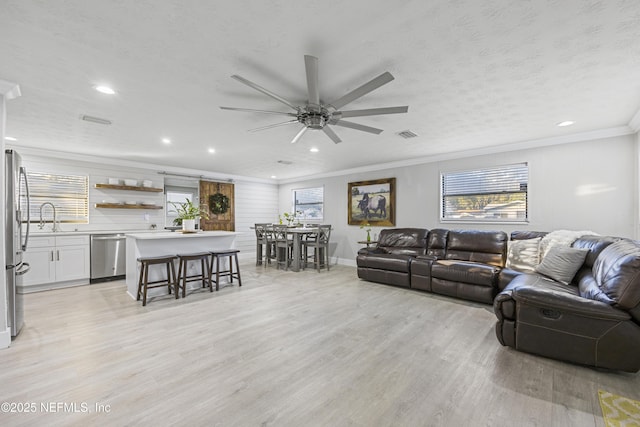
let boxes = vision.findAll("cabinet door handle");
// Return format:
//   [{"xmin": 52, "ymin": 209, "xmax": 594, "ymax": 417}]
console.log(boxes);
[
  {"xmin": 56, "ymin": 250, "xmax": 60, "ymax": 261},
  {"xmin": 50, "ymin": 250, "xmax": 54, "ymax": 262}
]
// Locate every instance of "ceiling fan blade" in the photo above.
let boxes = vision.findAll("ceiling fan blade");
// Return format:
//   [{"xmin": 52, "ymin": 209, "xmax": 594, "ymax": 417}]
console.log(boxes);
[
  {"xmin": 291, "ymin": 126, "xmax": 308, "ymax": 144},
  {"xmin": 322, "ymin": 126, "xmax": 342, "ymax": 144},
  {"xmin": 231, "ymin": 74, "xmax": 299, "ymax": 111},
  {"xmin": 332, "ymin": 120, "xmax": 384, "ymax": 134},
  {"xmin": 220, "ymin": 106, "xmax": 298, "ymax": 116},
  {"xmin": 304, "ymin": 55, "xmax": 320, "ymax": 106},
  {"xmin": 338, "ymin": 106, "xmax": 408, "ymax": 118},
  {"xmin": 328, "ymin": 71, "xmax": 395, "ymax": 110},
  {"xmin": 248, "ymin": 120, "xmax": 299, "ymax": 133}
]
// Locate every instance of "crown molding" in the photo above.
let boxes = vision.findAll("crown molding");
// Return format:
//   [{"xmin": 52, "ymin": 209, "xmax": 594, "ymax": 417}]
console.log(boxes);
[
  {"xmin": 279, "ymin": 126, "xmax": 635, "ymax": 184},
  {"xmin": 7, "ymin": 146, "xmax": 277, "ymax": 185}
]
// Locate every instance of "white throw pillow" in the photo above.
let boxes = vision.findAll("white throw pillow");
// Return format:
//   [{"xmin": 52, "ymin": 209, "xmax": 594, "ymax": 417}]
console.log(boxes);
[
  {"xmin": 506, "ymin": 237, "xmax": 542, "ymax": 272},
  {"xmin": 539, "ymin": 229, "xmax": 597, "ymax": 259}
]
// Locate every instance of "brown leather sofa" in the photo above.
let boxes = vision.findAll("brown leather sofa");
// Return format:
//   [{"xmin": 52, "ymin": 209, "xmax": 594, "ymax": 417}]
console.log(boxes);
[
  {"xmin": 494, "ymin": 235, "xmax": 640, "ymax": 372},
  {"xmin": 357, "ymin": 228, "xmax": 640, "ymax": 372},
  {"xmin": 410, "ymin": 229, "xmax": 508, "ymax": 304},
  {"xmin": 357, "ymin": 228, "xmax": 508, "ymax": 304},
  {"xmin": 356, "ymin": 228, "xmax": 429, "ymax": 288}
]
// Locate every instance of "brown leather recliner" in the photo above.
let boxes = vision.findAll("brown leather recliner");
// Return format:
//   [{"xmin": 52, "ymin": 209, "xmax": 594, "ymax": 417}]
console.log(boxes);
[
  {"xmin": 494, "ymin": 236, "xmax": 640, "ymax": 372},
  {"xmin": 356, "ymin": 228, "xmax": 429, "ymax": 288},
  {"xmin": 411, "ymin": 229, "xmax": 508, "ymax": 304}
]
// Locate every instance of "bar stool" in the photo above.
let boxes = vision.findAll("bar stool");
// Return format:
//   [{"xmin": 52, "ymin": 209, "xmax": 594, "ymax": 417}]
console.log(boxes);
[
  {"xmin": 136, "ymin": 255, "xmax": 178, "ymax": 306},
  {"xmin": 176, "ymin": 252, "xmax": 212, "ymax": 297},
  {"xmin": 210, "ymin": 249, "xmax": 242, "ymax": 291}
]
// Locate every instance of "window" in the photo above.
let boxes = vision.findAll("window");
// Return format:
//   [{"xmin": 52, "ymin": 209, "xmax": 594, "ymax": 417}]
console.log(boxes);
[
  {"xmin": 165, "ymin": 186, "xmax": 198, "ymax": 227},
  {"xmin": 441, "ymin": 163, "xmax": 528, "ymax": 222},
  {"xmin": 292, "ymin": 187, "xmax": 324, "ymax": 221},
  {"xmin": 27, "ymin": 172, "xmax": 89, "ymax": 223}
]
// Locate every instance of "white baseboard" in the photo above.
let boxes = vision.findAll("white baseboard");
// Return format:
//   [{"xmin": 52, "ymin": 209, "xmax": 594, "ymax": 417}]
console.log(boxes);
[{"xmin": 0, "ymin": 327, "xmax": 11, "ymax": 349}]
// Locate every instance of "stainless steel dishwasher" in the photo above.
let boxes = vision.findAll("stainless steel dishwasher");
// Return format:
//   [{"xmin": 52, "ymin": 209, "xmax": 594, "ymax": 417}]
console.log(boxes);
[{"xmin": 90, "ymin": 234, "xmax": 126, "ymax": 283}]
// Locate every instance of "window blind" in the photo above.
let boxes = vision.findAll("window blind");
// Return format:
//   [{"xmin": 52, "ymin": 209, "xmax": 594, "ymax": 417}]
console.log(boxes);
[
  {"xmin": 441, "ymin": 163, "xmax": 528, "ymax": 222},
  {"xmin": 293, "ymin": 187, "xmax": 324, "ymax": 220},
  {"xmin": 26, "ymin": 172, "xmax": 89, "ymax": 223}
]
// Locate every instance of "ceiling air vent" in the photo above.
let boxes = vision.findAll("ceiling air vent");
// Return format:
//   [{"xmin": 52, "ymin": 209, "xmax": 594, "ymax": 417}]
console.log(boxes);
[
  {"xmin": 397, "ymin": 130, "xmax": 418, "ymax": 139},
  {"xmin": 81, "ymin": 115, "xmax": 112, "ymax": 125},
  {"xmin": 277, "ymin": 160, "xmax": 293, "ymax": 165}
]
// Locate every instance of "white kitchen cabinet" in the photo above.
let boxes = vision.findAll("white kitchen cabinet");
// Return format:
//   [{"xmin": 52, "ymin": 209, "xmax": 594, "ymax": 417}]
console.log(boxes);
[{"xmin": 22, "ymin": 235, "xmax": 90, "ymax": 290}]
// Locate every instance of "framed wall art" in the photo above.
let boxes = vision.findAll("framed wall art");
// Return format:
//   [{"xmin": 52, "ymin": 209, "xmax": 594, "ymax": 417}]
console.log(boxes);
[{"xmin": 348, "ymin": 177, "xmax": 395, "ymax": 226}]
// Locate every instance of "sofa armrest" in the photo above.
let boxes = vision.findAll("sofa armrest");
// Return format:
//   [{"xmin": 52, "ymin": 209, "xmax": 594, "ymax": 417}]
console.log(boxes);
[
  {"xmin": 509, "ymin": 282, "xmax": 631, "ymax": 321},
  {"xmin": 357, "ymin": 247, "xmax": 386, "ymax": 256}
]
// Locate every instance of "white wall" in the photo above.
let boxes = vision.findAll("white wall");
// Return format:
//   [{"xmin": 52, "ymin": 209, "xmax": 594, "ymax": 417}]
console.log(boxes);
[
  {"xmin": 22, "ymin": 154, "xmax": 165, "ymax": 233},
  {"xmin": 279, "ymin": 134, "xmax": 638, "ymax": 265},
  {"xmin": 14, "ymin": 151, "xmax": 280, "ymax": 260}
]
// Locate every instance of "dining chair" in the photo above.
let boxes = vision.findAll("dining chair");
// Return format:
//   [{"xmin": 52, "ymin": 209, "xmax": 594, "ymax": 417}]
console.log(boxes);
[
  {"xmin": 302, "ymin": 225, "xmax": 331, "ymax": 272},
  {"xmin": 273, "ymin": 224, "xmax": 294, "ymax": 270},
  {"xmin": 263, "ymin": 225, "xmax": 277, "ymax": 267},
  {"xmin": 254, "ymin": 223, "xmax": 271, "ymax": 266}
]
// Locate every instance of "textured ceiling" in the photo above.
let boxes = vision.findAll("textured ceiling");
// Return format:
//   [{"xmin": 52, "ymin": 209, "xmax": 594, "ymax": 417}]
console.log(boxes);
[{"xmin": 1, "ymin": 0, "xmax": 639, "ymax": 181}]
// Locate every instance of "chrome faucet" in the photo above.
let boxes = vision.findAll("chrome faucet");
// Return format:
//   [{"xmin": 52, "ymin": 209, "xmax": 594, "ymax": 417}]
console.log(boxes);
[{"xmin": 39, "ymin": 202, "xmax": 59, "ymax": 232}]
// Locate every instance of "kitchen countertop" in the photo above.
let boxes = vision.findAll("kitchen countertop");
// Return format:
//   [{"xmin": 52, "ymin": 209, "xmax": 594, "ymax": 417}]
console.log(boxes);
[
  {"xmin": 30, "ymin": 229, "xmax": 168, "ymax": 237},
  {"xmin": 126, "ymin": 231, "xmax": 241, "ymax": 240}
]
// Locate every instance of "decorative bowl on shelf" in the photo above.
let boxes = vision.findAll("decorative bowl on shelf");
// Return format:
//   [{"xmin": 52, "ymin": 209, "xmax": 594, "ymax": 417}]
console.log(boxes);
[
  {"xmin": 108, "ymin": 178, "xmax": 120, "ymax": 185},
  {"xmin": 142, "ymin": 180, "xmax": 153, "ymax": 187},
  {"xmin": 125, "ymin": 201, "xmax": 137, "ymax": 205},
  {"xmin": 124, "ymin": 179, "xmax": 137, "ymax": 186}
]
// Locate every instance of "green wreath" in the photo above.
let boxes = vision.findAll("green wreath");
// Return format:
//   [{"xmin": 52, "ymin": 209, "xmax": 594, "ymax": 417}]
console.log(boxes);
[{"xmin": 209, "ymin": 193, "xmax": 230, "ymax": 215}]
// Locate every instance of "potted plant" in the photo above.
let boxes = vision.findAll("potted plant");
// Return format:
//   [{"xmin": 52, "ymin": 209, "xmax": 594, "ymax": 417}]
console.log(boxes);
[
  {"xmin": 171, "ymin": 198, "xmax": 209, "ymax": 232},
  {"xmin": 360, "ymin": 222, "xmax": 372, "ymax": 242}
]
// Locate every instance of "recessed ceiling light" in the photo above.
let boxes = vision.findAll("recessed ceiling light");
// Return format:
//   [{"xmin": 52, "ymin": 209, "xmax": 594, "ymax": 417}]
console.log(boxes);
[
  {"xmin": 310, "ymin": 147, "xmax": 319, "ymax": 153},
  {"xmin": 557, "ymin": 121, "xmax": 575, "ymax": 127},
  {"xmin": 270, "ymin": 175, "xmax": 277, "ymax": 179},
  {"xmin": 208, "ymin": 148, "xmax": 215, "ymax": 154},
  {"xmin": 4, "ymin": 136, "xmax": 17, "ymax": 141},
  {"xmin": 162, "ymin": 138, "xmax": 171, "ymax": 144},
  {"xmin": 94, "ymin": 85, "xmax": 116, "ymax": 95}
]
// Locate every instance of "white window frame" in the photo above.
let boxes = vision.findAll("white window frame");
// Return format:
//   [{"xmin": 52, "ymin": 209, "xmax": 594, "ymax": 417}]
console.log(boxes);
[
  {"xmin": 165, "ymin": 185, "xmax": 198, "ymax": 227},
  {"xmin": 291, "ymin": 186, "xmax": 324, "ymax": 222},
  {"xmin": 440, "ymin": 163, "xmax": 529, "ymax": 224},
  {"xmin": 26, "ymin": 171, "xmax": 89, "ymax": 224}
]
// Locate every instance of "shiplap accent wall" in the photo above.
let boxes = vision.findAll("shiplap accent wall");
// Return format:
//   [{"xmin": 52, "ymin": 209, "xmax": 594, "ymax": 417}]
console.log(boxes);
[
  {"xmin": 23, "ymin": 155, "xmax": 165, "ymax": 232},
  {"xmin": 21, "ymin": 154, "xmax": 280, "ymax": 262},
  {"xmin": 234, "ymin": 181, "xmax": 279, "ymax": 259}
]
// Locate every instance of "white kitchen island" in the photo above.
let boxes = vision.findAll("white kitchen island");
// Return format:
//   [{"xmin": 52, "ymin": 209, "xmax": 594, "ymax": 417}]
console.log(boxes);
[{"xmin": 125, "ymin": 231, "xmax": 240, "ymax": 300}]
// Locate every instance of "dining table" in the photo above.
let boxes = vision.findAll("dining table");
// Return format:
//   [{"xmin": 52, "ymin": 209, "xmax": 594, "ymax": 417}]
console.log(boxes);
[{"xmin": 286, "ymin": 227, "xmax": 318, "ymax": 272}]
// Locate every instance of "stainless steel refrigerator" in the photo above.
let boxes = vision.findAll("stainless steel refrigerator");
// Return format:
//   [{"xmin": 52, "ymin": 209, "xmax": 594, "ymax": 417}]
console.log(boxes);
[{"xmin": 5, "ymin": 149, "xmax": 31, "ymax": 337}]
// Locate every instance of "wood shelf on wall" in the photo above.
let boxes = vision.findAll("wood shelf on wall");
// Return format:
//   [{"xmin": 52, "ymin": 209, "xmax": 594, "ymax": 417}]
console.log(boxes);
[
  {"xmin": 95, "ymin": 183, "xmax": 163, "ymax": 193},
  {"xmin": 95, "ymin": 203, "xmax": 163, "ymax": 210}
]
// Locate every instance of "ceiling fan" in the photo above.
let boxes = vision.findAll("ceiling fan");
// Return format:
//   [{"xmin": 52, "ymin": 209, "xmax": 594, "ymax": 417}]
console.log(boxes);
[{"xmin": 220, "ymin": 55, "xmax": 408, "ymax": 144}]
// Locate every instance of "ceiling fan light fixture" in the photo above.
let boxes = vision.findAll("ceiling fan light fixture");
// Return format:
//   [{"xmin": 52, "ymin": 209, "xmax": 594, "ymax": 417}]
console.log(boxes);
[{"xmin": 221, "ymin": 55, "xmax": 408, "ymax": 145}]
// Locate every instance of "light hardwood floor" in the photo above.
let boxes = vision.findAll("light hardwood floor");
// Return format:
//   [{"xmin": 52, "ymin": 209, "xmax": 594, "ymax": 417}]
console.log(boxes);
[{"xmin": 1, "ymin": 262, "xmax": 638, "ymax": 426}]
